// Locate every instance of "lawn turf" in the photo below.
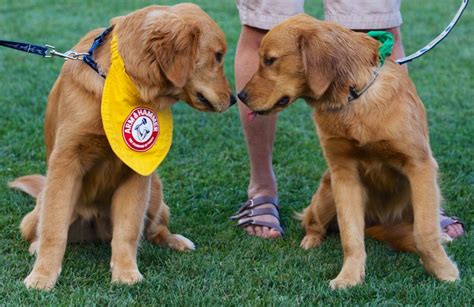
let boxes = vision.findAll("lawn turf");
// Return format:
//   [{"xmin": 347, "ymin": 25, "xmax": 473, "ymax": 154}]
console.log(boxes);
[{"xmin": 0, "ymin": 0, "xmax": 472, "ymax": 305}]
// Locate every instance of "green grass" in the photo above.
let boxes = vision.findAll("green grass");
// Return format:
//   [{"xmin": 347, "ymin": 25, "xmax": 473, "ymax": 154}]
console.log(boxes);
[{"xmin": 0, "ymin": 0, "xmax": 472, "ymax": 304}]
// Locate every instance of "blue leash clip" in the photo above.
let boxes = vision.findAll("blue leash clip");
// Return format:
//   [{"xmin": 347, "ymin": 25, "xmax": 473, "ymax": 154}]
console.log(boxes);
[{"xmin": 45, "ymin": 45, "xmax": 89, "ymax": 60}]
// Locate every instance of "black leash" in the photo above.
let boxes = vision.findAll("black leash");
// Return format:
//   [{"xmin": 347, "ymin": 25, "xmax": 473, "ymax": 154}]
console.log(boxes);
[
  {"xmin": 0, "ymin": 40, "xmax": 50, "ymax": 57},
  {"xmin": 0, "ymin": 26, "xmax": 113, "ymax": 78}
]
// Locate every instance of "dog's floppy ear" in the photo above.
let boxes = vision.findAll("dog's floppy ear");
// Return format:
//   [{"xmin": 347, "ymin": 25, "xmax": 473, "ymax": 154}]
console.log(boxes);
[
  {"xmin": 145, "ymin": 11, "xmax": 200, "ymax": 88},
  {"xmin": 299, "ymin": 31, "xmax": 336, "ymax": 98}
]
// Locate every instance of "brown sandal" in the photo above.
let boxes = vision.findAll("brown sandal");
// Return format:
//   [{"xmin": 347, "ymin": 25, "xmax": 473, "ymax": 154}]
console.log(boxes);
[{"xmin": 230, "ymin": 196, "xmax": 284, "ymax": 235}]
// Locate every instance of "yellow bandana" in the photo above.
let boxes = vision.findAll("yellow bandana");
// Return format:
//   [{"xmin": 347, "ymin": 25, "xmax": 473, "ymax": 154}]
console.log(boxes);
[{"xmin": 101, "ymin": 34, "xmax": 173, "ymax": 176}]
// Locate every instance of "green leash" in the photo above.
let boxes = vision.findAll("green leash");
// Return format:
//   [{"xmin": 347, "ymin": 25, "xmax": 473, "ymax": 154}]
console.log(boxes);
[{"xmin": 367, "ymin": 31, "xmax": 394, "ymax": 65}]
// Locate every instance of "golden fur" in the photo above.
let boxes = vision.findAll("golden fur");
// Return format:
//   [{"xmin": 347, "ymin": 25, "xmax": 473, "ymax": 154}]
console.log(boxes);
[
  {"xmin": 9, "ymin": 4, "xmax": 233, "ymax": 290},
  {"xmin": 240, "ymin": 14, "xmax": 459, "ymax": 289}
]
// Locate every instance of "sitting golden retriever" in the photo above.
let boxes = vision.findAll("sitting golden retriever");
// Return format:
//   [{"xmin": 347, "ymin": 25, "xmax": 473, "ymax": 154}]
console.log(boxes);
[
  {"xmin": 9, "ymin": 4, "xmax": 234, "ymax": 290},
  {"xmin": 238, "ymin": 14, "xmax": 459, "ymax": 289}
]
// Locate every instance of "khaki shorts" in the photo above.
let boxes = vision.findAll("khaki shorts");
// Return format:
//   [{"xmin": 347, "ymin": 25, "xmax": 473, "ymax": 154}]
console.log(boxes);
[
  {"xmin": 236, "ymin": 0, "xmax": 304, "ymax": 30},
  {"xmin": 325, "ymin": 0, "xmax": 402, "ymax": 29},
  {"xmin": 236, "ymin": 0, "xmax": 402, "ymax": 30}
]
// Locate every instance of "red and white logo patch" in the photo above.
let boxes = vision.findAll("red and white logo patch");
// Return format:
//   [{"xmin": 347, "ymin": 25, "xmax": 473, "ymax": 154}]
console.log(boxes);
[{"xmin": 122, "ymin": 107, "xmax": 160, "ymax": 152}]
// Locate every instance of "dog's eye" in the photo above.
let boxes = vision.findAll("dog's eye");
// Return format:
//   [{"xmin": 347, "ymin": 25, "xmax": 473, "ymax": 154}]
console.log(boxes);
[
  {"xmin": 264, "ymin": 57, "xmax": 276, "ymax": 66},
  {"xmin": 215, "ymin": 52, "xmax": 223, "ymax": 63}
]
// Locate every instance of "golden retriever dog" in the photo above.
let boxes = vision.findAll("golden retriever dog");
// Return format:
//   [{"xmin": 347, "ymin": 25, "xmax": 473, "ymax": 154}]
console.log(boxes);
[
  {"xmin": 238, "ymin": 14, "xmax": 459, "ymax": 289},
  {"xmin": 9, "ymin": 4, "xmax": 235, "ymax": 290}
]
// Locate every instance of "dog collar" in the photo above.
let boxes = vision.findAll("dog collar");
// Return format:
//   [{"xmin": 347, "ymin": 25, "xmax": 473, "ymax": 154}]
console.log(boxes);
[
  {"xmin": 348, "ymin": 63, "xmax": 382, "ymax": 102},
  {"xmin": 348, "ymin": 31, "xmax": 394, "ymax": 102},
  {"xmin": 101, "ymin": 33, "xmax": 173, "ymax": 176}
]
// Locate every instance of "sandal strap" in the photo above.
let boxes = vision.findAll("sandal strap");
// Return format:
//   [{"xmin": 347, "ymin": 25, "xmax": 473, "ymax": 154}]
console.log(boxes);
[
  {"xmin": 440, "ymin": 209, "xmax": 465, "ymax": 230},
  {"xmin": 236, "ymin": 219, "xmax": 284, "ymax": 235},
  {"xmin": 233, "ymin": 196, "xmax": 279, "ymax": 215},
  {"xmin": 230, "ymin": 207, "xmax": 280, "ymax": 220},
  {"xmin": 440, "ymin": 215, "xmax": 465, "ymax": 229}
]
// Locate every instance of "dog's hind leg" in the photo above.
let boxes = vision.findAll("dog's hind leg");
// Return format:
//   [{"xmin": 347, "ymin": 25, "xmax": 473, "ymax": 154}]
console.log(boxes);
[
  {"xmin": 10, "ymin": 175, "xmax": 46, "ymax": 253},
  {"xmin": 20, "ymin": 205, "xmax": 40, "ymax": 244},
  {"xmin": 300, "ymin": 171, "xmax": 337, "ymax": 250},
  {"xmin": 20, "ymin": 200, "xmax": 41, "ymax": 255},
  {"xmin": 145, "ymin": 174, "xmax": 195, "ymax": 252}
]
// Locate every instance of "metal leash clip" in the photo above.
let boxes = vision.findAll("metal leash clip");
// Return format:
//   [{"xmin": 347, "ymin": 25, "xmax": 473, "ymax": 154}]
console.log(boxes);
[{"xmin": 45, "ymin": 44, "xmax": 89, "ymax": 61}]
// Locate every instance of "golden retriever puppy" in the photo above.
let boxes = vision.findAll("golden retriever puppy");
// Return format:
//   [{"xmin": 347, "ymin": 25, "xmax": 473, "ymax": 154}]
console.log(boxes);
[
  {"xmin": 9, "ymin": 3, "xmax": 235, "ymax": 290},
  {"xmin": 238, "ymin": 14, "xmax": 459, "ymax": 289}
]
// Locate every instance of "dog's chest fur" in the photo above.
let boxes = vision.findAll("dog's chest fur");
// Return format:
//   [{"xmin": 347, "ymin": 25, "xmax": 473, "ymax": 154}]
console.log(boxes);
[
  {"xmin": 61, "ymin": 133, "xmax": 135, "ymax": 220},
  {"xmin": 314, "ymin": 104, "xmax": 408, "ymax": 168}
]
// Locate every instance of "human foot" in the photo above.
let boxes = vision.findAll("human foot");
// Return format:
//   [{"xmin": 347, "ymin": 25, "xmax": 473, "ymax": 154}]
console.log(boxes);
[
  {"xmin": 231, "ymin": 196, "xmax": 283, "ymax": 239},
  {"xmin": 441, "ymin": 210, "xmax": 465, "ymax": 240}
]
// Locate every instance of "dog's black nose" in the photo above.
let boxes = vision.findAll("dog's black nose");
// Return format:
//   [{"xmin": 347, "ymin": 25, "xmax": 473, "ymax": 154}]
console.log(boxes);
[
  {"xmin": 238, "ymin": 90, "xmax": 249, "ymax": 104},
  {"xmin": 229, "ymin": 94, "xmax": 237, "ymax": 106}
]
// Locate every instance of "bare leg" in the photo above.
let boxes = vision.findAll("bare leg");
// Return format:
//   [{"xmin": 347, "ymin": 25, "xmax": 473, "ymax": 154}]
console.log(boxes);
[
  {"xmin": 235, "ymin": 25, "xmax": 281, "ymax": 238},
  {"xmin": 385, "ymin": 26, "xmax": 406, "ymax": 63}
]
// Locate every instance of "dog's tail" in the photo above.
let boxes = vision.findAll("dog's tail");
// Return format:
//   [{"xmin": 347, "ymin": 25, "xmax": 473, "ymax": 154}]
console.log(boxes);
[
  {"xmin": 8, "ymin": 175, "xmax": 46, "ymax": 198},
  {"xmin": 365, "ymin": 222, "xmax": 416, "ymax": 253}
]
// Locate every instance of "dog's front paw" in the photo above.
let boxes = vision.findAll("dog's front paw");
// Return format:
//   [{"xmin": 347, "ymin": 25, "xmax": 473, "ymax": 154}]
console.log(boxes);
[
  {"xmin": 329, "ymin": 265, "xmax": 365, "ymax": 290},
  {"xmin": 166, "ymin": 234, "xmax": 195, "ymax": 252},
  {"xmin": 24, "ymin": 271, "xmax": 58, "ymax": 290},
  {"xmin": 111, "ymin": 269, "xmax": 144, "ymax": 285},
  {"xmin": 436, "ymin": 266, "xmax": 460, "ymax": 282},
  {"xmin": 329, "ymin": 274, "xmax": 364, "ymax": 290},
  {"xmin": 300, "ymin": 234, "xmax": 323, "ymax": 250},
  {"xmin": 424, "ymin": 258, "xmax": 459, "ymax": 282}
]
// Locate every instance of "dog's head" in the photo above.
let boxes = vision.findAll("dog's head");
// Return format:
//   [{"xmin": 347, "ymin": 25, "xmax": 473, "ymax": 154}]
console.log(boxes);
[
  {"xmin": 238, "ymin": 14, "xmax": 379, "ymax": 114},
  {"xmin": 115, "ymin": 4, "xmax": 235, "ymax": 112}
]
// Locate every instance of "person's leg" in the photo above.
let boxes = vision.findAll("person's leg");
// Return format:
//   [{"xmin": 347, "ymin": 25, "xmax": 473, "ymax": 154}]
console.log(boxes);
[
  {"xmin": 384, "ymin": 26, "xmax": 405, "ymax": 62},
  {"xmin": 234, "ymin": 0, "xmax": 304, "ymax": 238},
  {"xmin": 354, "ymin": 26, "xmax": 407, "ymax": 73},
  {"xmin": 324, "ymin": 0, "xmax": 464, "ymax": 239},
  {"xmin": 235, "ymin": 26, "xmax": 280, "ymax": 238},
  {"xmin": 356, "ymin": 26, "xmax": 407, "ymax": 72}
]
